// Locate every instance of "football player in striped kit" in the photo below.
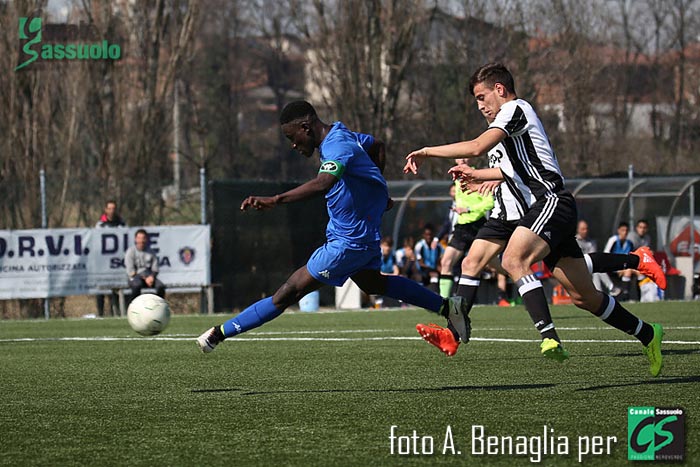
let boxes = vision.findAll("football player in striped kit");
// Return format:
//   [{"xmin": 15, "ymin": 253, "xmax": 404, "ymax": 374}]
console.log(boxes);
[{"xmin": 406, "ymin": 63, "xmax": 663, "ymax": 376}]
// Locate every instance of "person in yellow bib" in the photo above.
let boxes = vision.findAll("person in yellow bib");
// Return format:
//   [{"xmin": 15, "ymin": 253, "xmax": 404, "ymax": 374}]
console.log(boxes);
[{"xmin": 438, "ymin": 164, "xmax": 494, "ymax": 298}]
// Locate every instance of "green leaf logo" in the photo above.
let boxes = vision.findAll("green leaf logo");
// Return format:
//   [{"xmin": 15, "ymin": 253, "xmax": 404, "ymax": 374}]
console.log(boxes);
[{"xmin": 16, "ymin": 17, "xmax": 42, "ymax": 71}]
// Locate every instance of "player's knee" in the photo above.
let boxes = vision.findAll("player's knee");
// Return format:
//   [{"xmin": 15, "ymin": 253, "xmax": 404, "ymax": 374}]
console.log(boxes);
[
  {"xmin": 500, "ymin": 254, "xmax": 524, "ymax": 277},
  {"xmin": 571, "ymin": 291, "xmax": 601, "ymax": 312},
  {"xmin": 273, "ymin": 282, "xmax": 302, "ymax": 309},
  {"xmin": 352, "ymin": 271, "xmax": 385, "ymax": 294},
  {"xmin": 441, "ymin": 257, "xmax": 452, "ymax": 272},
  {"xmin": 462, "ymin": 255, "xmax": 483, "ymax": 276}
]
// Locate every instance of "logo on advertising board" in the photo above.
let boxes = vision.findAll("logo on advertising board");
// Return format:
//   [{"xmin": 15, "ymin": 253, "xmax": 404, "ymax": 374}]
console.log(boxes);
[{"xmin": 179, "ymin": 247, "xmax": 195, "ymax": 265}]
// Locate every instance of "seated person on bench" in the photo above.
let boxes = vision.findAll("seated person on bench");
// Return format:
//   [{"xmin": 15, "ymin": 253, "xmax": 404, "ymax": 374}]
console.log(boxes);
[{"xmin": 125, "ymin": 229, "xmax": 166, "ymax": 299}]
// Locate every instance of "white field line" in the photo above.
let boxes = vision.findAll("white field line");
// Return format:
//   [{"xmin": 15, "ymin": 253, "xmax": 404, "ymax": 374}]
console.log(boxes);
[
  {"xmin": 166, "ymin": 325, "xmax": 700, "ymax": 336},
  {"xmin": 1, "ymin": 336, "xmax": 699, "ymax": 345}
]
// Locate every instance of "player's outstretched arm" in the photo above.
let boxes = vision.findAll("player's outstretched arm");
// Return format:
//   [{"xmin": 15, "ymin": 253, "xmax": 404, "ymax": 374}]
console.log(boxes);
[
  {"xmin": 468, "ymin": 180, "xmax": 501, "ymax": 196},
  {"xmin": 449, "ymin": 166, "xmax": 503, "ymax": 183},
  {"xmin": 240, "ymin": 173, "xmax": 338, "ymax": 211},
  {"xmin": 403, "ymin": 128, "xmax": 505, "ymax": 175}
]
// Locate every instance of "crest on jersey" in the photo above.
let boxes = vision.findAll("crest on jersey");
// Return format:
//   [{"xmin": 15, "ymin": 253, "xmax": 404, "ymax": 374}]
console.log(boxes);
[
  {"xmin": 321, "ymin": 161, "xmax": 338, "ymax": 172},
  {"xmin": 489, "ymin": 148, "xmax": 504, "ymax": 166},
  {"xmin": 319, "ymin": 160, "xmax": 345, "ymax": 177}
]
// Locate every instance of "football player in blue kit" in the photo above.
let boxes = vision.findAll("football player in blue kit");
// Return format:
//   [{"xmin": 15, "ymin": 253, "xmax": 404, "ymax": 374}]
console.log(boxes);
[{"xmin": 197, "ymin": 101, "xmax": 469, "ymax": 352}]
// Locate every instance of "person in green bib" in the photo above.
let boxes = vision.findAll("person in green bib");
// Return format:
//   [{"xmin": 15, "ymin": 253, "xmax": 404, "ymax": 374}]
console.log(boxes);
[{"xmin": 438, "ymin": 165, "xmax": 494, "ymax": 298}]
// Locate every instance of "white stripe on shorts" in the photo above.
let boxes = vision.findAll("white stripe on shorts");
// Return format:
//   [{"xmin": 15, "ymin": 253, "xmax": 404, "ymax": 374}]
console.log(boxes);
[{"xmin": 531, "ymin": 195, "xmax": 558, "ymax": 234}]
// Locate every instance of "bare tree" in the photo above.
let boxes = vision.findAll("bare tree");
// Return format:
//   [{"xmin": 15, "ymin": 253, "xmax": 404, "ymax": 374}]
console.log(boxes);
[{"xmin": 291, "ymin": 0, "xmax": 428, "ymax": 177}]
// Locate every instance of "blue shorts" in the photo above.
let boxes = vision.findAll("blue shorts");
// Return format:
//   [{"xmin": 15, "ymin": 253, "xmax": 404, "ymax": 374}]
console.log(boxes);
[{"xmin": 306, "ymin": 239, "xmax": 381, "ymax": 287}]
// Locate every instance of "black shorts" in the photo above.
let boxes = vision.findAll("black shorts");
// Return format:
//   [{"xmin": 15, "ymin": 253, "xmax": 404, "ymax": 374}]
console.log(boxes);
[
  {"xmin": 448, "ymin": 218, "xmax": 486, "ymax": 251},
  {"xmin": 542, "ymin": 236, "xmax": 583, "ymax": 270},
  {"xmin": 474, "ymin": 197, "xmax": 583, "ymax": 270},
  {"xmin": 475, "ymin": 218, "xmax": 519, "ymax": 242},
  {"xmin": 518, "ymin": 192, "xmax": 583, "ymax": 269}
]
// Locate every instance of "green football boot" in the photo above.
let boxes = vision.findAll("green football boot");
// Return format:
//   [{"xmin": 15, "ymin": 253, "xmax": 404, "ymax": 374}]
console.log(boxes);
[
  {"xmin": 540, "ymin": 338, "xmax": 569, "ymax": 363},
  {"xmin": 643, "ymin": 323, "xmax": 664, "ymax": 377}
]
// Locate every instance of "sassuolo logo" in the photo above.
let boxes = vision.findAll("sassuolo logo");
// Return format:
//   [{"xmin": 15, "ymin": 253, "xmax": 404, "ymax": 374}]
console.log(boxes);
[
  {"xmin": 16, "ymin": 17, "xmax": 121, "ymax": 71},
  {"xmin": 628, "ymin": 407, "xmax": 685, "ymax": 461},
  {"xmin": 16, "ymin": 17, "xmax": 42, "ymax": 70}
]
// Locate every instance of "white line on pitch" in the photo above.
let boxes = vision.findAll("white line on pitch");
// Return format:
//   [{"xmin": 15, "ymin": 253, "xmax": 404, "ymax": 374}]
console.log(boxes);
[
  {"xmin": 164, "ymin": 325, "xmax": 700, "ymax": 336},
  {"xmin": 1, "ymin": 336, "xmax": 699, "ymax": 345},
  {"xmin": 166, "ymin": 329, "xmax": 394, "ymax": 336}
]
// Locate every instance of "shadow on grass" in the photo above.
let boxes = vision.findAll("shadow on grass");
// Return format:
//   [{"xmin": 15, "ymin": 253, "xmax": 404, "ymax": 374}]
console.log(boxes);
[
  {"xmin": 572, "ymin": 348, "xmax": 699, "ymax": 359},
  {"xmin": 575, "ymin": 375, "xmax": 700, "ymax": 392},
  {"xmin": 612, "ymin": 349, "xmax": 700, "ymax": 357},
  {"xmin": 191, "ymin": 383, "xmax": 556, "ymax": 396},
  {"xmin": 191, "ymin": 388, "xmax": 244, "ymax": 393}
]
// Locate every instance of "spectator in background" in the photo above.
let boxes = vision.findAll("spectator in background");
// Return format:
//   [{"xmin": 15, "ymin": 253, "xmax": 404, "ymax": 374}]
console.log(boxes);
[
  {"xmin": 576, "ymin": 220, "xmax": 620, "ymax": 296},
  {"xmin": 396, "ymin": 237, "xmax": 422, "ymax": 283},
  {"xmin": 629, "ymin": 219, "xmax": 652, "ymax": 249},
  {"xmin": 604, "ymin": 222, "xmax": 635, "ymax": 300},
  {"xmin": 372, "ymin": 236, "xmax": 400, "ymax": 308},
  {"xmin": 125, "ymin": 229, "xmax": 166, "ymax": 299},
  {"xmin": 415, "ymin": 224, "xmax": 444, "ymax": 292},
  {"xmin": 96, "ymin": 199, "xmax": 126, "ymax": 228},
  {"xmin": 95, "ymin": 199, "xmax": 126, "ymax": 316},
  {"xmin": 380, "ymin": 236, "xmax": 399, "ymax": 276}
]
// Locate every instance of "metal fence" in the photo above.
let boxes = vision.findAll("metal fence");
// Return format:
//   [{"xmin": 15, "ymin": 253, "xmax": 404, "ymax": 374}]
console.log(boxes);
[{"xmin": 386, "ymin": 173, "xmax": 700, "ymax": 275}]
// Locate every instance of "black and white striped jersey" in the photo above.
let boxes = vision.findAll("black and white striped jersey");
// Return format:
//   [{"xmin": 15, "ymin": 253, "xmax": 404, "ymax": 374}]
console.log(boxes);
[
  {"xmin": 488, "ymin": 99, "xmax": 566, "ymax": 205},
  {"xmin": 487, "ymin": 143, "xmax": 525, "ymax": 221}
]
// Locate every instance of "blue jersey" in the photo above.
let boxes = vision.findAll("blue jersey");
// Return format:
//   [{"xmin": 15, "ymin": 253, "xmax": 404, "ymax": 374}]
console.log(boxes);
[
  {"xmin": 414, "ymin": 239, "xmax": 444, "ymax": 270},
  {"xmin": 318, "ymin": 122, "xmax": 388, "ymax": 244},
  {"xmin": 380, "ymin": 251, "xmax": 398, "ymax": 274},
  {"xmin": 612, "ymin": 238, "xmax": 634, "ymax": 255}
]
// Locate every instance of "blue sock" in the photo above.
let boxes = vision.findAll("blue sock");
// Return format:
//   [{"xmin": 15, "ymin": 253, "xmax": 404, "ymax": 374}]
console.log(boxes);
[
  {"xmin": 384, "ymin": 275, "xmax": 444, "ymax": 314},
  {"xmin": 221, "ymin": 297, "xmax": 283, "ymax": 338}
]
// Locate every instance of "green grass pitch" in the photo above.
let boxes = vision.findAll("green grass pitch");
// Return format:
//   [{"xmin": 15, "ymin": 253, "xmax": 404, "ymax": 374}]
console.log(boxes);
[{"xmin": 1, "ymin": 301, "xmax": 698, "ymax": 466}]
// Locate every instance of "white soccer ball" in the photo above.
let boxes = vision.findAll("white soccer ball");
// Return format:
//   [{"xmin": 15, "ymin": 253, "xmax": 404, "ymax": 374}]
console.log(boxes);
[{"xmin": 127, "ymin": 293, "xmax": 171, "ymax": 336}]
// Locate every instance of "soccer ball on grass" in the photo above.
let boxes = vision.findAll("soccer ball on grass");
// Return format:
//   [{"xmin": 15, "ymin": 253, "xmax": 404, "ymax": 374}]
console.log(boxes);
[{"xmin": 127, "ymin": 293, "xmax": 171, "ymax": 336}]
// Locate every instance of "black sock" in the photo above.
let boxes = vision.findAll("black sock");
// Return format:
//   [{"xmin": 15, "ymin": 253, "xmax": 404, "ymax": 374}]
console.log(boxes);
[
  {"xmin": 212, "ymin": 325, "xmax": 225, "ymax": 341},
  {"xmin": 596, "ymin": 295, "xmax": 654, "ymax": 345},
  {"xmin": 454, "ymin": 274, "xmax": 480, "ymax": 315},
  {"xmin": 588, "ymin": 252, "xmax": 639, "ymax": 272},
  {"xmin": 516, "ymin": 274, "xmax": 559, "ymax": 341}
]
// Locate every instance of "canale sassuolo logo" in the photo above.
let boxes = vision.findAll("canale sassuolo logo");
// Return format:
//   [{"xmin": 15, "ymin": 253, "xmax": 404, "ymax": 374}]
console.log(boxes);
[{"xmin": 16, "ymin": 17, "xmax": 121, "ymax": 71}]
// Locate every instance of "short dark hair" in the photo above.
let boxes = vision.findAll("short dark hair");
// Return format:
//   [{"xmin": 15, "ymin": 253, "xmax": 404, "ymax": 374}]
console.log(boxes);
[
  {"xmin": 469, "ymin": 62, "xmax": 516, "ymax": 96},
  {"xmin": 636, "ymin": 219, "xmax": 649, "ymax": 226},
  {"xmin": 280, "ymin": 100, "xmax": 317, "ymax": 125},
  {"xmin": 618, "ymin": 222, "xmax": 630, "ymax": 229},
  {"xmin": 135, "ymin": 228, "xmax": 148, "ymax": 238}
]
